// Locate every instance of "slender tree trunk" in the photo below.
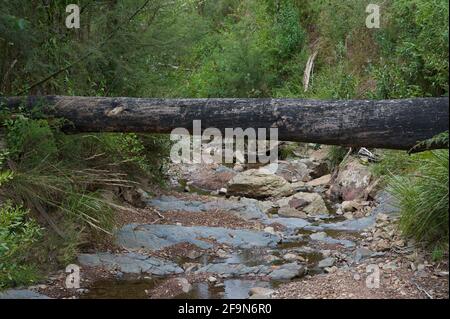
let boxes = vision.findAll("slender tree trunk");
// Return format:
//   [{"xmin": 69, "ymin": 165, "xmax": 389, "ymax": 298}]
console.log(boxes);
[{"xmin": 2, "ymin": 96, "xmax": 448, "ymax": 150}]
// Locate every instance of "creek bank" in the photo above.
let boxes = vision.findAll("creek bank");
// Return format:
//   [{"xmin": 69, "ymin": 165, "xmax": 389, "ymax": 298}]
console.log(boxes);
[{"xmin": 13, "ymin": 144, "xmax": 447, "ymax": 299}]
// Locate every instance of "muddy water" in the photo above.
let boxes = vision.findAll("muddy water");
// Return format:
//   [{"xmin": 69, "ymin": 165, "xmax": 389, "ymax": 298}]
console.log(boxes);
[
  {"xmin": 177, "ymin": 280, "xmax": 273, "ymax": 299},
  {"xmin": 81, "ymin": 278, "xmax": 160, "ymax": 299},
  {"xmin": 81, "ymin": 241, "xmax": 330, "ymax": 299},
  {"xmin": 82, "ymin": 277, "xmax": 273, "ymax": 299}
]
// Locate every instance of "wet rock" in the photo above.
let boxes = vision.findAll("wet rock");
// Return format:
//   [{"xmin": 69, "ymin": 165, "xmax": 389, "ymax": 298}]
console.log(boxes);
[
  {"xmin": 341, "ymin": 200, "xmax": 362, "ymax": 212},
  {"xmin": 249, "ymin": 287, "xmax": 274, "ymax": 298},
  {"xmin": 372, "ymin": 191, "xmax": 400, "ymax": 216},
  {"xmin": 197, "ymin": 263, "xmax": 271, "ymax": 277},
  {"xmin": 318, "ymin": 257, "xmax": 336, "ymax": 268},
  {"xmin": 176, "ymin": 278, "xmax": 192, "ymax": 293},
  {"xmin": 309, "ymin": 232, "xmax": 355, "ymax": 248},
  {"xmin": 283, "ymin": 253, "xmax": 299, "ymax": 261},
  {"xmin": 376, "ymin": 213, "xmax": 390, "ymax": 222},
  {"xmin": 207, "ymin": 276, "xmax": 217, "ymax": 283},
  {"xmin": 305, "ymin": 174, "xmax": 331, "ymax": 187},
  {"xmin": 265, "ymin": 217, "xmax": 310, "ymax": 230},
  {"xmin": 372, "ymin": 239, "xmax": 390, "ymax": 252},
  {"xmin": 364, "ymin": 178, "xmax": 382, "ymax": 200},
  {"xmin": 264, "ymin": 255, "xmax": 281, "ymax": 263},
  {"xmin": 216, "ymin": 249, "xmax": 231, "ymax": 259},
  {"xmin": 148, "ymin": 196, "xmax": 267, "ymax": 221},
  {"xmin": 0, "ymin": 290, "xmax": 51, "ymax": 299},
  {"xmin": 183, "ymin": 263, "xmax": 200, "ymax": 273},
  {"xmin": 186, "ymin": 250, "xmax": 203, "ymax": 260},
  {"xmin": 116, "ymin": 224, "xmax": 280, "ymax": 251},
  {"xmin": 269, "ymin": 263, "xmax": 305, "ymax": 280},
  {"xmin": 276, "ymin": 192, "xmax": 329, "ymax": 217},
  {"xmin": 309, "ymin": 161, "xmax": 330, "ymax": 179},
  {"xmin": 329, "ymin": 158, "xmax": 372, "ymax": 201},
  {"xmin": 308, "ymin": 146, "xmax": 331, "ymax": 162},
  {"xmin": 186, "ymin": 164, "xmax": 237, "ymax": 191},
  {"xmin": 278, "ymin": 206, "xmax": 308, "ymax": 219},
  {"xmin": 343, "ymin": 212, "xmax": 354, "ymax": 220},
  {"xmin": 270, "ymin": 161, "xmax": 311, "ymax": 183},
  {"xmin": 289, "ymin": 197, "xmax": 310, "ymax": 210},
  {"xmin": 239, "ymin": 197, "xmax": 275, "ymax": 216},
  {"xmin": 325, "ymin": 266, "xmax": 338, "ymax": 273},
  {"xmin": 263, "ymin": 227, "xmax": 276, "ymax": 235},
  {"xmin": 227, "ymin": 169, "xmax": 294, "ymax": 198},
  {"xmin": 310, "ymin": 232, "xmax": 327, "ymax": 241},
  {"xmin": 78, "ymin": 252, "xmax": 184, "ymax": 275},
  {"xmin": 354, "ymin": 247, "xmax": 374, "ymax": 263}
]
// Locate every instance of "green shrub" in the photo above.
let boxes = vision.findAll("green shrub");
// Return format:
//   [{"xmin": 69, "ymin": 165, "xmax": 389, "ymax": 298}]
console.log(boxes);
[
  {"xmin": 374, "ymin": 0, "xmax": 449, "ymax": 98},
  {"xmin": 388, "ymin": 150, "xmax": 449, "ymax": 248},
  {"xmin": 0, "ymin": 202, "xmax": 42, "ymax": 289},
  {"xmin": 1, "ymin": 115, "xmax": 169, "ymax": 269},
  {"xmin": 371, "ymin": 150, "xmax": 417, "ymax": 178},
  {"xmin": 184, "ymin": 0, "xmax": 307, "ymax": 98}
]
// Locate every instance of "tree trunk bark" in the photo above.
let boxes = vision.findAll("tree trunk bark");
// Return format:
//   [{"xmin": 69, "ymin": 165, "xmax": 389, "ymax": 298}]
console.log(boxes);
[{"xmin": 2, "ymin": 96, "xmax": 448, "ymax": 150}]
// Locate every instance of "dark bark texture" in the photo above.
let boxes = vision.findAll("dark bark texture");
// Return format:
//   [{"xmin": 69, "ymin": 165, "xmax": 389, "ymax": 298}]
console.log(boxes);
[{"xmin": 1, "ymin": 96, "xmax": 448, "ymax": 150}]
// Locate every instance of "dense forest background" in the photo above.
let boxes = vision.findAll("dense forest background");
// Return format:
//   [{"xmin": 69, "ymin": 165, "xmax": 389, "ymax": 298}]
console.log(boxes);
[{"xmin": 0, "ymin": 0, "xmax": 448, "ymax": 289}]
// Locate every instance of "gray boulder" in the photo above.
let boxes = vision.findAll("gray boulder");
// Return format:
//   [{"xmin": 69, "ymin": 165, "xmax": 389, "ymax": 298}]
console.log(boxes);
[
  {"xmin": 0, "ymin": 289, "xmax": 51, "ymax": 299},
  {"xmin": 116, "ymin": 224, "xmax": 280, "ymax": 251},
  {"xmin": 227, "ymin": 169, "xmax": 294, "ymax": 198},
  {"xmin": 78, "ymin": 252, "xmax": 183, "ymax": 275},
  {"xmin": 269, "ymin": 262, "xmax": 305, "ymax": 280}
]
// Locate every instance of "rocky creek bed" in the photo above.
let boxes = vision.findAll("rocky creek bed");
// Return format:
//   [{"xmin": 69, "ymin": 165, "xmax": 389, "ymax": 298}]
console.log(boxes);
[{"xmin": 2, "ymin": 145, "xmax": 448, "ymax": 299}]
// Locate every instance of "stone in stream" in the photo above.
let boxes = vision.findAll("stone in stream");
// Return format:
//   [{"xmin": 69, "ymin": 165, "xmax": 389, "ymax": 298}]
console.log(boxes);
[
  {"xmin": 277, "ymin": 206, "xmax": 308, "ymax": 219},
  {"xmin": 196, "ymin": 263, "xmax": 272, "ymax": 277},
  {"xmin": 265, "ymin": 217, "xmax": 310, "ymax": 230},
  {"xmin": 354, "ymin": 247, "xmax": 374, "ymax": 263},
  {"xmin": 176, "ymin": 278, "xmax": 192, "ymax": 293},
  {"xmin": 305, "ymin": 174, "xmax": 331, "ymax": 187},
  {"xmin": 276, "ymin": 192, "xmax": 329, "ymax": 217},
  {"xmin": 318, "ymin": 257, "xmax": 336, "ymax": 268},
  {"xmin": 227, "ymin": 169, "xmax": 294, "ymax": 198},
  {"xmin": 196, "ymin": 262, "xmax": 305, "ymax": 281},
  {"xmin": 178, "ymin": 164, "xmax": 237, "ymax": 192},
  {"xmin": 283, "ymin": 253, "xmax": 299, "ymax": 261},
  {"xmin": 116, "ymin": 224, "xmax": 281, "ymax": 251},
  {"xmin": 0, "ymin": 289, "xmax": 51, "ymax": 299},
  {"xmin": 341, "ymin": 200, "xmax": 363, "ymax": 212},
  {"xmin": 147, "ymin": 195, "xmax": 267, "ymax": 221},
  {"xmin": 309, "ymin": 232, "xmax": 355, "ymax": 248},
  {"xmin": 78, "ymin": 252, "xmax": 183, "ymax": 275},
  {"xmin": 266, "ymin": 161, "xmax": 311, "ymax": 183},
  {"xmin": 315, "ymin": 191, "xmax": 400, "ymax": 233},
  {"xmin": 268, "ymin": 263, "xmax": 306, "ymax": 280},
  {"xmin": 239, "ymin": 197, "xmax": 275, "ymax": 215},
  {"xmin": 328, "ymin": 158, "xmax": 373, "ymax": 201},
  {"xmin": 248, "ymin": 287, "xmax": 274, "ymax": 299}
]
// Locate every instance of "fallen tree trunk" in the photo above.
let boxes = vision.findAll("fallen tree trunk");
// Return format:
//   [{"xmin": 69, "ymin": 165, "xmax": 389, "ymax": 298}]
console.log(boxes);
[{"xmin": 1, "ymin": 96, "xmax": 448, "ymax": 150}]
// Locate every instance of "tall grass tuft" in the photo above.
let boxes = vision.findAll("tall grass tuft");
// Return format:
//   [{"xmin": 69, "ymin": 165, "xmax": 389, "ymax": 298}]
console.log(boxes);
[
  {"xmin": 388, "ymin": 150, "xmax": 449, "ymax": 248},
  {"xmin": 326, "ymin": 146, "xmax": 349, "ymax": 170}
]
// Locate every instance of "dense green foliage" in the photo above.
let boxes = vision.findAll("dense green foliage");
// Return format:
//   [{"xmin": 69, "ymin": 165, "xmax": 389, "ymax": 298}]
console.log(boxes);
[
  {"xmin": 0, "ymin": 0, "xmax": 448, "ymax": 287},
  {"xmin": 0, "ymin": 202, "xmax": 42, "ymax": 288}
]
